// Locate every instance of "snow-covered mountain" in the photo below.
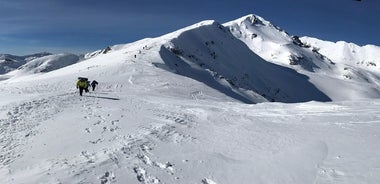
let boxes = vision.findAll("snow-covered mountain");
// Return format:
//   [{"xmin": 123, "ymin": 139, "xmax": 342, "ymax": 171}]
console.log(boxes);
[
  {"xmin": 224, "ymin": 15, "xmax": 334, "ymax": 72},
  {"xmin": 0, "ymin": 53, "xmax": 81, "ymax": 81},
  {"xmin": 0, "ymin": 52, "xmax": 52, "ymax": 74},
  {"xmin": 301, "ymin": 37, "xmax": 380, "ymax": 68},
  {"xmin": 84, "ymin": 46, "xmax": 112, "ymax": 59},
  {"xmin": 301, "ymin": 37, "xmax": 380, "ymax": 80},
  {"xmin": 2, "ymin": 14, "xmax": 379, "ymax": 102},
  {"xmin": 224, "ymin": 14, "xmax": 380, "ymax": 101},
  {"xmin": 12, "ymin": 53, "xmax": 80, "ymax": 74},
  {"xmin": 0, "ymin": 14, "xmax": 380, "ymax": 184}
]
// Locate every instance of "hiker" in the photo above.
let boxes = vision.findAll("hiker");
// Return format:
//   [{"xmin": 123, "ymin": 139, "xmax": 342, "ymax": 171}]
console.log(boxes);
[
  {"xmin": 85, "ymin": 80, "xmax": 90, "ymax": 93},
  {"xmin": 91, "ymin": 80, "xmax": 98, "ymax": 91},
  {"xmin": 76, "ymin": 77, "xmax": 89, "ymax": 96}
]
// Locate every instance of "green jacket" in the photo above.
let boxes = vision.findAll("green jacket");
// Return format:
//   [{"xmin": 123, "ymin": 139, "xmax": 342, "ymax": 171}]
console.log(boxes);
[{"xmin": 76, "ymin": 80, "xmax": 88, "ymax": 88}]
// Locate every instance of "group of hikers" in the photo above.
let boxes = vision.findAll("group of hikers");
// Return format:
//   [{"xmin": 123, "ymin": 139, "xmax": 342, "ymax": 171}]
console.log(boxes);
[{"xmin": 76, "ymin": 77, "xmax": 98, "ymax": 96}]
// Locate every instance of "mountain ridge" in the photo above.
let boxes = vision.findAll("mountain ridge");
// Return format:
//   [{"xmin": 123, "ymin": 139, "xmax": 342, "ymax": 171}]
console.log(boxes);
[
  {"xmin": 1, "ymin": 14, "xmax": 380, "ymax": 183},
  {"xmin": 1, "ymin": 14, "xmax": 379, "ymax": 102},
  {"xmin": 0, "ymin": 52, "xmax": 52, "ymax": 75}
]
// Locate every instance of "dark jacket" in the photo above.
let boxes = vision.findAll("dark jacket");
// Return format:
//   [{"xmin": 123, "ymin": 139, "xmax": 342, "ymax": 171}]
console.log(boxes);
[{"xmin": 91, "ymin": 80, "xmax": 98, "ymax": 87}]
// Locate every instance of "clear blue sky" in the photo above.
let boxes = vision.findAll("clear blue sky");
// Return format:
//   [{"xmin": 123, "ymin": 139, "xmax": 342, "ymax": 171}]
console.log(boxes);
[{"xmin": 1, "ymin": 0, "xmax": 379, "ymax": 55}]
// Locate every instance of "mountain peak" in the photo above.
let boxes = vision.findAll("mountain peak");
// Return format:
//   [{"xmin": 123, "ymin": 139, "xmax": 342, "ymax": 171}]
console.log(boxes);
[
  {"xmin": 2, "ymin": 13, "xmax": 380, "ymax": 102},
  {"xmin": 230, "ymin": 14, "xmax": 271, "ymax": 27},
  {"xmin": 240, "ymin": 14, "xmax": 260, "ymax": 23}
]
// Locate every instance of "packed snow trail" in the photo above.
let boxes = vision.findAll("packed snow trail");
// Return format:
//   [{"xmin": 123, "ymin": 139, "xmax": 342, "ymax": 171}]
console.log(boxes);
[
  {"xmin": 0, "ymin": 84, "xmax": 379, "ymax": 183},
  {"xmin": 0, "ymin": 88, "xmax": 200, "ymax": 183}
]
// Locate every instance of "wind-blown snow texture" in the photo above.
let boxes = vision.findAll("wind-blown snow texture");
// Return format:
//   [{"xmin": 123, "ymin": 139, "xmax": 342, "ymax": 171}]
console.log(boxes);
[{"xmin": 0, "ymin": 14, "xmax": 379, "ymax": 184}]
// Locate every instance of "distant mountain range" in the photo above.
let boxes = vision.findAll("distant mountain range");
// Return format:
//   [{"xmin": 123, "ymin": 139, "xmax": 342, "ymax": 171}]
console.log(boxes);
[
  {"xmin": 1, "ymin": 14, "xmax": 379, "ymax": 103},
  {"xmin": 0, "ymin": 52, "xmax": 52, "ymax": 74},
  {"xmin": 0, "ymin": 53, "xmax": 81, "ymax": 81}
]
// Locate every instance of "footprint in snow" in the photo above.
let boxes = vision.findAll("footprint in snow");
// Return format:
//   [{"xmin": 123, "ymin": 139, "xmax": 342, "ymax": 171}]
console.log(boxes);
[
  {"xmin": 85, "ymin": 128, "xmax": 91, "ymax": 133},
  {"xmin": 111, "ymin": 119, "xmax": 119, "ymax": 125},
  {"xmin": 320, "ymin": 168, "xmax": 345, "ymax": 178},
  {"xmin": 93, "ymin": 119, "xmax": 105, "ymax": 125},
  {"xmin": 154, "ymin": 161, "xmax": 175, "ymax": 174},
  {"xmin": 100, "ymin": 171, "xmax": 116, "ymax": 184},
  {"xmin": 202, "ymin": 178, "xmax": 217, "ymax": 184},
  {"xmin": 89, "ymin": 138, "xmax": 103, "ymax": 144},
  {"xmin": 133, "ymin": 167, "xmax": 160, "ymax": 183}
]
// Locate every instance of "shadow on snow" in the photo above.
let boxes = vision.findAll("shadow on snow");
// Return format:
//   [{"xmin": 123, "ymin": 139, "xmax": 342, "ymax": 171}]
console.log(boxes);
[
  {"xmin": 85, "ymin": 95, "xmax": 120, "ymax": 101},
  {"xmin": 157, "ymin": 22, "xmax": 331, "ymax": 104}
]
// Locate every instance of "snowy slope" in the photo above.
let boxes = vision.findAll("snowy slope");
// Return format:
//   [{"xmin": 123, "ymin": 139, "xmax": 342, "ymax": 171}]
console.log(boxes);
[
  {"xmin": 1, "ymin": 21, "xmax": 332, "ymax": 103},
  {"xmin": 0, "ymin": 14, "xmax": 379, "ymax": 184},
  {"xmin": 301, "ymin": 37, "xmax": 380, "ymax": 69},
  {"xmin": 223, "ymin": 15, "xmax": 334, "ymax": 72},
  {"xmin": 301, "ymin": 37, "xmax": 380, "ymax": 81},
  {"xmin": 0, "ymin": 58, "xmax": 379, "ymax": 184},
  {"xmin": 224, "ymin": 14, "xmax": 380, "ymax": 101},
  {"xmin": 158, "ymin": 20, "xmax": 331, "ymax": 103},
  {"xmin": 84, "ymin": 46, "xmax": 112, "ymax": 59},
  {"xmin": 1, "ymin": 15, "xmax": 380, "ymax": 102},
  {"xmin": 12, "ymin": 53, "xmax": 80, "ymax": 74},
  {"xmin": 0, "ymin": 53, "xmax": 81, "ymax": 81},
  {"xmin": 0, "ymin": 53, "xmax": 52, "ymax": 75}
]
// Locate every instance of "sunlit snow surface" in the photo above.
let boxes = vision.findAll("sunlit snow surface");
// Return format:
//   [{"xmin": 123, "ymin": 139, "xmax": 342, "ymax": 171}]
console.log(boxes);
[
  {"xmin": 0, "ymin": 50, "xmax": 379, "ymax": 183},
  {"xmin": 0, "ymin": 14, "xmax": 379, "ymax": 183},
  {"xmin": 0, "ymin": 86, "xmax": 379, "ymax": 183}
]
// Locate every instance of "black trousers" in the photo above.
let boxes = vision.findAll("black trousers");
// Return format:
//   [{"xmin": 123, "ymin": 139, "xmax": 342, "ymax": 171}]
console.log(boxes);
[{"xmin": 79, "ymin": 87, "xmax": 84, "ymax": 96}]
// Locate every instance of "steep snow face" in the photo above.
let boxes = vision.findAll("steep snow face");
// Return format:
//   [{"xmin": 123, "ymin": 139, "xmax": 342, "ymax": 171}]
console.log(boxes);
[
  {"xmin": 224, "ymin": 14, "xmax": 334, "ymax": 72},
  {"xmin": 223, "ymin": 14, "xmax": 380, "ymax": 100},
  {"xmin": 160, "ymin": 21, "xmax": 330, "ymax": 103}
]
